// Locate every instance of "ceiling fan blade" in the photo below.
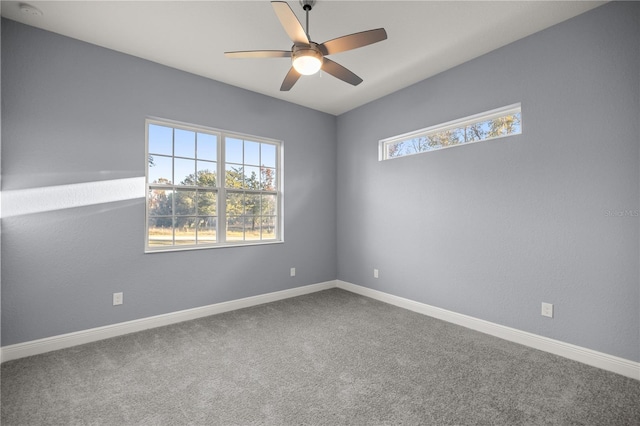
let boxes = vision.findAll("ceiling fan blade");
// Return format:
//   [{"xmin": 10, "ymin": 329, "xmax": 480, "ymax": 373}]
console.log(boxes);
[
  {"xmin": 319, "ymin": 28, "xmax": 387, "ymax": 56},
  {"xmin": 280, "ymin": 67, "xmax": 301, "ymax": 91},
  {"xmin": 321, "ymin": 58, "xmax": 363, "ymax": 86},
  {"xmin": 271, "ymin": 1, "xmax": 310, "ymax": 45},
  {"xmin": 224, "ymin": 50, "xmax": 291, "ymax": 59}
]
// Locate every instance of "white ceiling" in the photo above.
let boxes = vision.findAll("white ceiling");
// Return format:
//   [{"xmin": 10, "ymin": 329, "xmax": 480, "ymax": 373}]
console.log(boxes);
[{"xmin": 1, "ymin": 1, "xmax": 605, "ymax": 115}]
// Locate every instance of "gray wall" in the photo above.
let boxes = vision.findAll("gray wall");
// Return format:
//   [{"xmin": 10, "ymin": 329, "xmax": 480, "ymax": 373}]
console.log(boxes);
[
  {"xmin": 0, "ymin": 14, "xmax": 3, "ymax": 348},
  {"xmin": 1, "ymin": 19, "xmax": 337, "ymax": 346},
  {"xmin": 2, "ymin": 2, "xmax": 639, "ymax": 364},
  {"xmin": 336, "ymin": 2, "xmax": 639, "ymax": 362}
]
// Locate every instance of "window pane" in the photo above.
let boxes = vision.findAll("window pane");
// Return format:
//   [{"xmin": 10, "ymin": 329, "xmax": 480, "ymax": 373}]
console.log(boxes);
[
  {"xmin": 225, "ymin": 164, "xmax": 244, "ymax": 188},
  {"xmin": 261, "ymin": 216, "xmax": 276, "ymax": 239},
  {"xmin": 244, "ymin": 166, "xmax": 261, "ymax": 189},
  {"xmin": 261, "ymin": 167, "xmax": 276, "ymax": 190},
  {"xmin": 149, "ymin": 124, "xmax": 173, "ymax": 155},
  {"xmin": 488, "ymin": 113, "xmax": 522, "ymax": 137},
  {"xmin": 226, "ymin": 137, "xmax": 243, "ymax": 164},
  {"xmin": 175, "ymin": 189, "xmax": 196, "ymax": 215},
  {"xmin": 197, "ymin": 191, "xmax": 217, "ymax": 216},
  {"xmin": 245, "ymin": 194, "xmax": 260, "ymax": 216},
  {"xmin": 148, "ymin": 155, "xmax": 172, "ymax": 184},
  {"xmin": 226, "ymin": 216, "xmax": 244, "ymax": 241},
  {"xmin": 175, "ymin": 158, "xmax": 196, "ymax": 185},
  {"xmin": 226, "ymin": 192, "xmax": 244, "ymax": 216},
  {"xmin": 245, "ymin": 216, "xmax": 260, "ymax": 241},
  {"xmin": 512, "ymin": 113, "xmax": 522, "ymax": 132},
  {"xmin": 175, "ymin": 129, "xmax": 195, "ymax": 158},
  {"xmin": 261, "ymin": 143, "xmax": 276, "ymax": 168},
  {"xmin": 408, "ymin": 137, "xmax": 428, "ymax": 153},
  {"xmin": 244, "ymin": 141, "xmax": 260, "ymax": 166},
  {"xmin": 196, "ymin": 161, "xmax": 217, "ymax": 187},
  {"xmin": 148, "ymin": 188, "xmax": 173, "ymax": 216},
  {"xmin": 148, "ymin": 217, "xmax": 173, "ymax": 246},
  {"xmin": 450, "ymin": 129, "xmax": 465, "ymax": 146},
  {"xmin": 197, "ymin": 217, "xmax": 217, "ymax": 243},
  {"xmin": 464, "ymin": 122, "xmax": 487, "ymax": 142},
  {"xmin": 175, "ymin": 217, "xmax": 196, "ymax": 245},
  {"xmin": 262, "ymin": 194, "xmax": 277, "ymax": 216},
  {"xmin": 197, "ymin": 133, "xmax": 217, "ymax": 161}
]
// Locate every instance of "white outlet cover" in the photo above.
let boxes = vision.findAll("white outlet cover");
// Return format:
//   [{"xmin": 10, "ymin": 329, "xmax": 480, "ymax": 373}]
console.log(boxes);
[
  {"xmin": 113, "ymin": 292, "xmax": 123, "ymax": 306},
  {"xmin": 290, "ymin": 267, "xmax": 296, "ymax": 277},
  {"xmin": 541, "ymin": 302, "xmax": 553, "ymax": 318}
]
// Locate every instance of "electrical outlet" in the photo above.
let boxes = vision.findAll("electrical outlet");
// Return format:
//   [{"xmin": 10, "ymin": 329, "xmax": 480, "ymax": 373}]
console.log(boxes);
[
  {"xmin": 541, "ymin": 302, "xmax": 553, "ymax": 318},
  {"xmin": 290, "ymin": 267, "xmax": 296, "ymax": 277},
  {"xmin": 113, "ymin": 292, "xmax": 123, "ymax": 306},
  {"xmin": 374, "ymin": 269, "xmax": 379, "ymax": 278}
]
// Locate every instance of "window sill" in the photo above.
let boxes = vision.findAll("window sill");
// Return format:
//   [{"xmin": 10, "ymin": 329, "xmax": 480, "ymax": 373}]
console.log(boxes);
[{"xmin": 144, "ymin": 239, "xmax": 284, "ymax": 254}]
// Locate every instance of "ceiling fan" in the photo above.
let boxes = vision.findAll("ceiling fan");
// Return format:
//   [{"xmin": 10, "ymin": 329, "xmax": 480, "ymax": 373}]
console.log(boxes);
[{"xmin": 224, "ymin": 0, "xmax": 387, "ymax": 91}]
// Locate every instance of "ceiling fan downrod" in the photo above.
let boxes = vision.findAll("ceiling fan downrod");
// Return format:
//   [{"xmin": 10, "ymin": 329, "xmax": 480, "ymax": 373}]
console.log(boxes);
[{"xmin": 300, "ymin": 0, "xmax": 315, "ymax": 39}]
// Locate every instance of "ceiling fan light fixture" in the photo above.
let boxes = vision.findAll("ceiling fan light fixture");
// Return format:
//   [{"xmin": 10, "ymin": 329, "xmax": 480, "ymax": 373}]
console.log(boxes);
[{"xmin": 292, "ymin": 47, "xmax": 323, "ymax": 75}]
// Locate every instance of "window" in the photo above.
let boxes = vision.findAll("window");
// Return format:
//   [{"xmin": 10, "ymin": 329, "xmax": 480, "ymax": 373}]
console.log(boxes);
[
  {"xmin": 146, "ymin": 118, "xmax": 282, "ymax": 252},
  {"xmin": 379, "ymin": 103, "xmax": 522, "ymax": 160}
]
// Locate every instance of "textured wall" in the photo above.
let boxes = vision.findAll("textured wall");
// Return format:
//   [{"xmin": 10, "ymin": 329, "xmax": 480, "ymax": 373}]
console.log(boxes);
[
  {"xmin": 1, "ymin": 19, "xmax": 337, "ymax": 346},
  {"xmin": 336, "ymin": 2, "xmax": 639, "ymax": 361}
]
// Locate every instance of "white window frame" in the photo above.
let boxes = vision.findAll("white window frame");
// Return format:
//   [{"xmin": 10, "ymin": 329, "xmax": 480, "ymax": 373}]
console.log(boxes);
[
  {"xmin": 145, "ymin": 117, "xmax": 283, "ymax": 253},
  {"xmin": 379, "ymin": 103, "xmax": 522, "ymax": 161}
]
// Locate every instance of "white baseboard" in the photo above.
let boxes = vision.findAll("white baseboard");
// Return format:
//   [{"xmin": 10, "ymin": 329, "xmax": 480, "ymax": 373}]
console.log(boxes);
[
  {"xmin": 336, "ymin": 280, "xmax": 640, "ymax": 380},
  {"xmin": 3, "ymin": 279, "xmax": 638, "ymax": 381},
  {"xmin": 0, "ymin": 280, "xmax": 336, "ymax": 363}
]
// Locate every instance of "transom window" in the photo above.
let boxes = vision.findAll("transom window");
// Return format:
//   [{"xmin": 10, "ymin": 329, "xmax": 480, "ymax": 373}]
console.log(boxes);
[
  {"xmin": 146, "ymin": 118, "xmax": 282, "ymax": 252},
  {"xmin": 380, "ymin": 103, "xmax": 522, "ymax": 160}
]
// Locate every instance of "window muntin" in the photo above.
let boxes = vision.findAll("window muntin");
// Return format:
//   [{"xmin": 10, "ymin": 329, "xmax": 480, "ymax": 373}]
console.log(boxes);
[
  {"xmin": 380, "ymin": 104, "xmax": 522, "ymax": 161},
  {"xmin": 146, "ymin": 119, "xmax": 281, "ymax": 252}
]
